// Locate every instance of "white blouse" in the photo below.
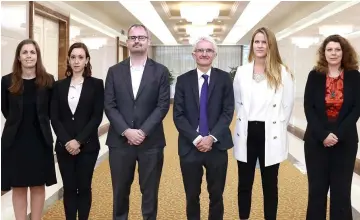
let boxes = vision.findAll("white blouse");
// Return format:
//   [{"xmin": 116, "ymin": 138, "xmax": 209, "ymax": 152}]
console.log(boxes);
[
  {"xmin": 248, "ymin": 79, "xmax": 268, "ymax": 121},
  {"xmin": 68, "ymin": 80, "xmax": 83, "ymax": 114}
]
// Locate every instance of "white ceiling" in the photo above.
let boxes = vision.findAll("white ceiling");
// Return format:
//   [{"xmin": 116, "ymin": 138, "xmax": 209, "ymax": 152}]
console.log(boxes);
[
  {"xmin": 285, "ymin": 3, "xmax": 360, "ymax": 38},
  {"xmin": 40, "ymin": 1, "xmax": 360, "ymax": 46}
]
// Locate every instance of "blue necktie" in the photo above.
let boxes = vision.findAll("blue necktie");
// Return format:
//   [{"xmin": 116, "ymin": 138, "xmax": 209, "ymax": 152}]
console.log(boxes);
[{"xmin": 199, "ymin": 74, "xmax": 209, "ymax": 136}]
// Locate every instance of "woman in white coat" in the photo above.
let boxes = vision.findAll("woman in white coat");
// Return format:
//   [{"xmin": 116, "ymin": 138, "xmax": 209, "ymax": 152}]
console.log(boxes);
[{"xmin": 233, "ymin": 27, "xmax": 295, "ymax": 220}]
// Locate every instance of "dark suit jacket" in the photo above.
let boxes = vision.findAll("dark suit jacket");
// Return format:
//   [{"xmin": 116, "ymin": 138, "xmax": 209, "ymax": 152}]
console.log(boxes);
[
  {"xmin": 51, "ymin": 76, "xmax": 104, "ymax": 153},
  {"xmin": 1, "ymin": 73, "xmax": 54, "ymax": 150},
  {"xmin": 304, "ymin": 69, "xmax": 360, "ymax": 144},
  {"xmin": 104, "ymin": 58, "xmax": 170, "ymax": 148},
  {"xmin": 173, "ymin": 68, "xmax": 235, "ymax": 156}
]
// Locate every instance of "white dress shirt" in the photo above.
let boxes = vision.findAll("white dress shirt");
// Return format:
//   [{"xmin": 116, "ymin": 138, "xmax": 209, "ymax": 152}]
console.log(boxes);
[
  {"xmin": 121, "ymin": 58, "xmax": 147, "ymax": 136},
  {"xmin": 130, "ymin": 59, "xmax": 146, "ymax": 98},
  {"xmin": 68, "ymin": 79, "xmax": 83, "ymax": 114},
  {"xmin": 192, "ymin": 68, "xmax": 218, "ymax": 146}
]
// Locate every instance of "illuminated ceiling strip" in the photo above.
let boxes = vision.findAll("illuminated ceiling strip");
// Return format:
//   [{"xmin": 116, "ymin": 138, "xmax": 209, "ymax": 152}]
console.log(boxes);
[
  {"xmin": 276, "ymin": 1, "xmax": 360, "ymax": 40},
  {"xmin": 118, "ymin": 0, "xmax": 178, "ymax": 45},
  {"xmin": 45, "ymin": 1, "xmax": 123, "ymax": 38},
  {"xmin": 223, "ymin": 0, "xmax": 280, "ymax": 44}
]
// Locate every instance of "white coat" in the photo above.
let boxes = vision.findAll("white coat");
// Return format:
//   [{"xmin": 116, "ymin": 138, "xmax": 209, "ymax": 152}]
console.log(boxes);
[{"xmin": 233, "ymin": 61, "xmax": 295, "ymax": 167}]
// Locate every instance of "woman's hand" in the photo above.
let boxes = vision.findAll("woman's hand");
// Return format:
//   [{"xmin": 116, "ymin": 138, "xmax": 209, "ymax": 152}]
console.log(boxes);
[
  {"xmin": 323, "ymin": 133, "xmax": 338, "ymax": 147},
  {"xmin": 65, "ymin": 139, "xmax": 81, "ymax": 155}
]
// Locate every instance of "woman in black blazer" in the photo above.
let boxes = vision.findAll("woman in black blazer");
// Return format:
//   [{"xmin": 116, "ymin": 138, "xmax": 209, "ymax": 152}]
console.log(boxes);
[
  {"xmin": 1, "ymin": 39, "xmax": 56, "ymax": 220},
  {"xmin": 51, "ymin": 42, "xmax": 104, "ymax": 220},
  {"xmin": 304, "ymin": 34, "xmax": 360, "ymax": 220}
]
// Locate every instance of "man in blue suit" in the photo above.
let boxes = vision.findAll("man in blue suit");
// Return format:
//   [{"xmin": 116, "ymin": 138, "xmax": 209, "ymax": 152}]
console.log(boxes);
[{"xmin": 173, "ymin": 36, "xmax": 234, "ymax": 220}]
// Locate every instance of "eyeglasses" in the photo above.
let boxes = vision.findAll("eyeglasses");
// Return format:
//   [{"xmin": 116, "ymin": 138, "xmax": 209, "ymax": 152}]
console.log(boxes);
[
  {"xmin": 194, "ymin": 48, "xmax": 215, "ymax": 54},
  {"xmin": 128, "ymin": 36, "xmax": 148, "ymax": 41}
]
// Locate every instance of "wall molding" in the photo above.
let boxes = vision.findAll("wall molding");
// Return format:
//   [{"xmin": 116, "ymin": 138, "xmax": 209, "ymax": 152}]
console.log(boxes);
[
  {"xmin": 29, "ymin": 1, "xmax": 69, "ymax": 80},
  {"xmin": 287, "ymin": 124, "xmax": 360, "ymax": 176}
]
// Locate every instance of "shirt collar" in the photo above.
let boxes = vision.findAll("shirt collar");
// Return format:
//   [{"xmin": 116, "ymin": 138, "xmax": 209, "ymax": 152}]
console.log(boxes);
[
  {"xmin": 70, "ymin": 78, "xmax": 84, "ymax": 87},
  {"xmin": 197, "ymin": 68, "xmax": 211, "ymax": 80},
  {"xmin": 130, "ymin": 58, "xmax": 147, "ymax": 68}
]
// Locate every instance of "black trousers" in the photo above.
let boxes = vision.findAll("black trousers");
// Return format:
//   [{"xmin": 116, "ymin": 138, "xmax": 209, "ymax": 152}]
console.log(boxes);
[
  {"xmin": 237, "ymin": 121, "xmax": 280, "ymax": 220},
  {"xmin": 305, "ymin": 140, "xmax": 357, "ymax": 220},
  {"xmin": 109, "ymin": 146, "xmax": 164, "ymax": 220},
  {"xmin": 57, "ymin": 150, "xmax": 99, "ymax": 220},
  {"xmin": 180, "ymin": 147, "xmax": 228, "ymax": 220}
]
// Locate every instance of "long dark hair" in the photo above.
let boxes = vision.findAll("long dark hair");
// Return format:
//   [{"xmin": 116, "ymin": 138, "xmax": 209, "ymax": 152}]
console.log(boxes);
[
  {"xmin": 65, "ymin": 42, "xmax": 92, "ymax": 77},
  {"xmin": 9, "ymin": 39, "xmax": 53, "ymax": 94}
]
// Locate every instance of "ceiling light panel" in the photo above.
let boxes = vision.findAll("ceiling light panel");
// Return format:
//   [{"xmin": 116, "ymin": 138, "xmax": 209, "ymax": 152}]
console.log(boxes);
[
  {"xmin": 319, "ymin": 25, "xmax": 353, "ymax": 37},
  {"xmin": 180, "ymin": 5, "xmax": 220, "ymax": 26},
  {"xmin": 276, "ymin": 1, "xmax": 360, "ymax": 40},
  {"xmin": 119, "ymin": 0, "xmax": 178, "ymax": 45},
  {"xmin": 223, "ymin": 0, "xmax": 280, "ymax": 44}
]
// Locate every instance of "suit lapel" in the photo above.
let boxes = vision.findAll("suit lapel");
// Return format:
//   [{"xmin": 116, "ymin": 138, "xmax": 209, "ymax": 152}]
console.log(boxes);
[
  {"xmin": 337, "ymin": 71, "xmax": 349, "ymax": 122},
  {"xmin": 17, "ymin": 91, "xmax": 24, "ymax": 116},
  {"xmin": 190, "ymin": 70, "xmax": 199, "ymax": 109},
  {"xmin": 36, "ymin": 86, "xmax": 42, "ymax": 113},
  {"xmin": 244, "ymin": 63, "xmax": 254, "ymax": 116},
  {"xmin": 207, "ymin": 68, "xmax": 216, "ymax": 100},
  {"xmin": 136, "ymin": 58, "xmax": 153, "ymax": 100},
  {"xmin": 122, "ymin": 58, "xmax": 135, "ymax": 100},
  {"xmin": 62, "ymin": 77, "xmax": 73, "ymax": 115},
  {"xmin": 317, "ymin": 73, "xmax": 327, "ymax": 118}
]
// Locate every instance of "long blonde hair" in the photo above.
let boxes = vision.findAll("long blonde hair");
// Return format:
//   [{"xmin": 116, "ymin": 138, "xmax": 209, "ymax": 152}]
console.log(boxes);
[{"xmin": 248, "ymin": 27, "xmax": 291, "ymax": 91}]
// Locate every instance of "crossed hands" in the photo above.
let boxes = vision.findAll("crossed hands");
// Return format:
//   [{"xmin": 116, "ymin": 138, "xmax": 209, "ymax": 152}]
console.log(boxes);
[
  {"xmin": 195, "ymin": 136, "xmax": 214, "ymax": 152},
  {"xmin": 66, "ymin": 139, "xmax": 81, "ymax": 155},
  {"xmin": 125, "ymin": 129, "xmax": 146, "ymax": 146},
  {"xmin": 323, "ymin": 133, "xmax": 338, "ymax": 147}
]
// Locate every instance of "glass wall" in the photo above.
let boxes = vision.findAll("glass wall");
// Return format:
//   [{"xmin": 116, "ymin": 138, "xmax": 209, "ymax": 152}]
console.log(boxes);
[
  {"xmin": 276, "ymin": 4, "xmax": 360, "ymax": 159},
  {"xmin": 1, "ymin": 1, "xmax": 29, "ymax": 130},
  {"xmin": 153, "ymin": 45, "xmax": 242, "ymax": 97}
]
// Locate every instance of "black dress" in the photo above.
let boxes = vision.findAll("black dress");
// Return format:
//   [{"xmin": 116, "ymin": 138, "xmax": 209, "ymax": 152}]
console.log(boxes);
[{"xmin": 1, "ymin": 78, "xmax": 57, "ymax": 191}]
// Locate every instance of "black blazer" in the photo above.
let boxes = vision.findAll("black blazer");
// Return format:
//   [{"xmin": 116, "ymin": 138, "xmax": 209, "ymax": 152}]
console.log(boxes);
[
  {"xmin": 1, "ymin": 73, "xmax": 54, "ymax": 150},
  {"xmin": 104, "ymin": 58, "xmax": 170, "ymax": 148},
  {"xmin": 51, "ymin": 76, "xmax": 104, "ymax": 153},
  {"xmin": 173, "ymin": 68, "xmax": 235, "ymax": 156},
  {"xmin": 304, "ymin": 69, "xmax": 360, "ymax": 144}
]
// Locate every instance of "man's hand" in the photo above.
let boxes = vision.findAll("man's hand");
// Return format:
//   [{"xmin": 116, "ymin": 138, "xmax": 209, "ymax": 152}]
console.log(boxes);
[
  {"xmin": 323, "ymin": 133, "xmax": 338, "ymax": 147},
  {"xmin": 125, "ymin": 129, "xmax": 145, "ymax": 146},
  {"xmin": 196, "ymin": 136, "xmax": 214, "ymax": 152},
  {"xmin": 65, "ymin": 139, "xmax": 81, "ymax": 155}
]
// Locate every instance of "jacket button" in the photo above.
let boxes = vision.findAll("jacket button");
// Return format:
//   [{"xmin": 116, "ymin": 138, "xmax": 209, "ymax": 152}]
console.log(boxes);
[
  {"xmin": 273, "ymin": 121, "xmax": 276, "ymax": 124},
  {"xmin": 273, "ymin": 104, "xmax": 276, "ymax": 107},
  {"xmin": 237, "ymin": 133, "xmax": 239, "ymax": 136},
  {"xmin": 72, "ymin": 117, "xmax": 74, "ymax": 120},
  {"xmin": 240, "ymin": 102, "xmax": 243, "ymax": 105},
  {"xmin": 238, "ymin": 118, "xmax": 241, "ymax": 121},
  {"xmin": 274, "ymin": 136, "xmax": 277, "ymax": 139}
]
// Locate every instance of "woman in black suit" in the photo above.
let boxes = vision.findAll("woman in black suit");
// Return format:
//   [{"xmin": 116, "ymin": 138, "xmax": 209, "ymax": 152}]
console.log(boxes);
[
  {"xmin": 51, "ymin": 42, "xmax": 104, "ymax": 220},
  {"xmin": 304, "ymin": 34, "xmax": 360, "ymax": 220},
  {"xmin": 1, "ymin": 39, "xmax": 56, "ymax": 220}
]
